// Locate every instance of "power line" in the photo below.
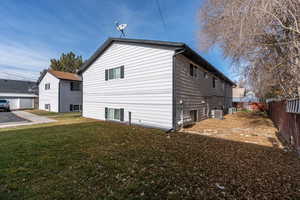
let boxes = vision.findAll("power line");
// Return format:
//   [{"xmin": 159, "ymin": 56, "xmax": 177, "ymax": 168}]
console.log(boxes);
[
  {"xmin": 0, "ymin": 71, "xmax": 37, "ymax": 81},
  {"xmin": 155, "ymin": 0, "xmax": 168, "ymax": 35}
]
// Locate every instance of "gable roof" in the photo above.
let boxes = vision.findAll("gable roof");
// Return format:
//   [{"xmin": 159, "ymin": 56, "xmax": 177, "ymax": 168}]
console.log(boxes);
[
  {"xmin": 48, "ymin": 70, "xmax": 82, "ymax": 81},
  {"xmin": 39, "ymin": 70, "xmax": 82, "ymax": 83},
  {"xmin": 78, "ymin": 37, "xmax": 235, "ymax": 86},
  {"xmin": 0, "ymin": 79, "xmax": 38, "ymax": 94}
]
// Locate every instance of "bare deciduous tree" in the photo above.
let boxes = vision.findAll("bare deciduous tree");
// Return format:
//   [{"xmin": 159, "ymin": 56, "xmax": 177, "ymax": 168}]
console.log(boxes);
[{"xmin": 198, "ymin": 0, "xmax": 300, "ymax": 98}]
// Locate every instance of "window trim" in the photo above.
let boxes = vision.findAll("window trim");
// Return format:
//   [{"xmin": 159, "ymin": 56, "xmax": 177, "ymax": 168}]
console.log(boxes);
[
  {"xmin": 70, "ymin": 104, "xmax": 81, "ymax": 112},
  {"xmin": 105, "ymin": 107, "xmax": 124, "ymax": 121},
  {"xmin": 70, "ymin": 81, "xmax": 80, "ymax": 91},
  {"xmin": 212, "ymin": 77, "xmax": 217, "ymax": 88},
  {"xmin": 44, "ymin": 104, "xmax": 50, "ymax": 110},
  {"xmin": 44, "ymin": 83, "xmax": 50, "ymax": 90},
  {"xmin": 189, "ymin": 64, "xmax": 197, "ymax": 78},
  {"xmin": 105, "ymin": 66, "xmax": 124, "ymax": 81}
]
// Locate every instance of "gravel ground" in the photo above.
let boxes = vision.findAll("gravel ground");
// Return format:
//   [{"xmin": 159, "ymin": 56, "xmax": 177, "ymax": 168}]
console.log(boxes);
[{"xmin": 184, "ymin": 111, "xmax": 282, "ymax": 148}]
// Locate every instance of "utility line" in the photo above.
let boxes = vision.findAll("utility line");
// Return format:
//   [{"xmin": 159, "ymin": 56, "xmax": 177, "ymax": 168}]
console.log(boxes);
[{"xmin": 155, "ymin": 0, "xmax": 168, "ymax": 36}]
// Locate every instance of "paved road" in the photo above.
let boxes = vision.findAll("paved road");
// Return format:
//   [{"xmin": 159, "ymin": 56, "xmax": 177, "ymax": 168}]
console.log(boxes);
[{"xmin": 0, "ymin": 112, "xmax": 28, "ymax": 124}]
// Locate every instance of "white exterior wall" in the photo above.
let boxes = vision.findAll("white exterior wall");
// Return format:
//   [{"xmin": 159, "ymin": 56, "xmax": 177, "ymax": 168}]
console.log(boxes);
[
  {"xmin": 82, "ymin": 42, "xmax": 174, "ymax": 130},
  {"xmin": 38, "ymin": 73, "xmax": 59, "ymax": 112},
  {"xmin": 59, "ymin": 80, "xmax": 82, "ymax": 112},
  {"xmin": 2, "ymin": 97, "xmax": 35, "ymax": 110},
  {"xmin": 19, "ymin": 98, "xmax": 34, "ymax": 109}
]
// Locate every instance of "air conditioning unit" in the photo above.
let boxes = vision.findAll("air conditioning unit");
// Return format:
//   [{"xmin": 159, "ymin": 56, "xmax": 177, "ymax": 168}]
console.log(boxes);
[
  {"xmin": 228, "ymin": 107, "xmax": 237, "ymax": 114},
  {"xmin": 211, "ymin": 109, "xmax": 224, "ymax": 120}
]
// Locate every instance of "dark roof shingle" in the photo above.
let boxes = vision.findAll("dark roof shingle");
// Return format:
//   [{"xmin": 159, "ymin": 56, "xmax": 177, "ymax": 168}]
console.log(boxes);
[
  {"xmin": 0, "ymin": 79, "xmax": 38, "ymax": 94},
  {"xmin": 78, "ymin": 37, "xmax": 235, "ymax": 85}
]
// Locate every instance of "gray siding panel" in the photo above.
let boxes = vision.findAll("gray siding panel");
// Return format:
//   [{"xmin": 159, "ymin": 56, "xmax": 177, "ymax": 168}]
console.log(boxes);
[
  {"xmin": 59, "ymin": 80, "xmax": 82, "ymax": 112},
  {"xmin": 174, "ymin": 54, "xmax": 233, "ymax": 128}
]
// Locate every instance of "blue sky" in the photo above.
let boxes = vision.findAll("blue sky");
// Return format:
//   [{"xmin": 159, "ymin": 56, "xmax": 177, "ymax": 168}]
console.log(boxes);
[{"xmin": 0, "ymin": 0, "xmax": 236, "ymax": 82}]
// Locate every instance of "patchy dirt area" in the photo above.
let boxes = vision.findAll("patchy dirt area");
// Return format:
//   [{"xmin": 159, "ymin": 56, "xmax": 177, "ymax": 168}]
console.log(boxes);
[{"xmin": 184, "ymin": 111, "xmax": 282, "ymax": 148}]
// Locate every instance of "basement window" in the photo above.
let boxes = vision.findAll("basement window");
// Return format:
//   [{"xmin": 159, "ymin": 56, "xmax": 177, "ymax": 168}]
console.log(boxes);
[
  {"xmin": 70, "ymin": 104, "xmax": 81, "ymax": 112},
  {"xmin": 45, "ymin": 104, "xmax": 50, "ymax": 110},
  {"xmin": 105, "ymin": 107, "xmax": 124, "ymax": 121}
]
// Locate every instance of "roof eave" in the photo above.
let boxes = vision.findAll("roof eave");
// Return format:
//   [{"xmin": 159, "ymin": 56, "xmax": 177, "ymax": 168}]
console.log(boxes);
[{"xmin": 180, "ymin": 46, "xmax": 236, "ymax": 86}]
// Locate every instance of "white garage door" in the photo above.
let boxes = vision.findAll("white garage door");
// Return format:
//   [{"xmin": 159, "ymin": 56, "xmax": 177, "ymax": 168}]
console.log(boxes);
[
  {"xmin": 7, "ymin": 98, "xmax": 19, "ymax": 110},
  {"xmin": 20, "ymin": 98, "xmax": 33, "ymax": 109}
]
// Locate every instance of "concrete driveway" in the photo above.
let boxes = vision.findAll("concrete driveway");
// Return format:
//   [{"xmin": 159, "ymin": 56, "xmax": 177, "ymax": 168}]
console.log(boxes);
[
  {"xmin": 0, "ymin": 112, "xmax": 28, "ymax": 124},
  {"xmin": 0, "ymin": 111, "xmax": 56, "ymax": 128}
]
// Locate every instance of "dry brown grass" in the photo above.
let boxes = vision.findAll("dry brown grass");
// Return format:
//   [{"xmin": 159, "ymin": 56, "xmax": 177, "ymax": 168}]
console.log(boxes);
[{"xmin": 184, "ymin": 111, "xmax": 281, "ymax": 148}]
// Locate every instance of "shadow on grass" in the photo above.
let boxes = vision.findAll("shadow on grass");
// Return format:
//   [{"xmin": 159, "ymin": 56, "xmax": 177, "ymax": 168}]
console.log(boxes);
[{"xmin": 0, "ymin": 121, "xmax": 299, "ymax": 200}]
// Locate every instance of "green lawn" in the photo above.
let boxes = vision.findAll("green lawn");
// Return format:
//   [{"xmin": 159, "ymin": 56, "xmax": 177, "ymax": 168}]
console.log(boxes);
[{"xmin": 0, "ymin": 111, "xmax": 300, "ymax": 199}]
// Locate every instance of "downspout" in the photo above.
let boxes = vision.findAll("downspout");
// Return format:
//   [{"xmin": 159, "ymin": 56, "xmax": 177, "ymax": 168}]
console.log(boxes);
[{"xmin": 170, "ymin": 48, "xmax": 186, "ymax": 132}]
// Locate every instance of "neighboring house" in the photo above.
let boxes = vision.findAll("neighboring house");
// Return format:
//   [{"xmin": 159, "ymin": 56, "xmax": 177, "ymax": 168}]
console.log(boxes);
[
  {"xmin": 232, "ymin": 86, "xmax": 246, "ymax": 103},
  {"xmin": 233, "ymin": 86, "xmax": 261, "ymax": 110},
  {"xmin": 78, "ymin": 38, "xmax": 235, "ymax": 130},
  {"xmin": 38, "ymin": 70, "xmax": 82, "ymax": 112},
  {"xmin": 0, "ymin": 79, "xmax": 38, "ymax": 110},
  {"xmin": 233, "ymin": 86, "xmax": 259, "ymax": 103}
]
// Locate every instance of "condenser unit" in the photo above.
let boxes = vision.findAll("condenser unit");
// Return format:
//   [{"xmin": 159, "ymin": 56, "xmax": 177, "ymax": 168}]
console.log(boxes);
[{"xmin": 211, "ymin": 109, "xmax": 224, "ymax": 120}]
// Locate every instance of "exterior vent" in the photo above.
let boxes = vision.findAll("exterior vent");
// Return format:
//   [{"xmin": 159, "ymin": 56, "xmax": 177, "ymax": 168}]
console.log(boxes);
[{"xmin": 211, "ymin": 109, "xmax": 224, "ymax": 120}]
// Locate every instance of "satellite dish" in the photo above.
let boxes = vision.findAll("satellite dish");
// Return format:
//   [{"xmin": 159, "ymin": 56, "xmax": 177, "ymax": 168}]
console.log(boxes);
[
  {"xmin": 115, "ymin": 21, "xmax": 127, "ymax": 38},
  {"xmin": 116, "ymin": 24, "xmax": 127, "ymax": 31}
]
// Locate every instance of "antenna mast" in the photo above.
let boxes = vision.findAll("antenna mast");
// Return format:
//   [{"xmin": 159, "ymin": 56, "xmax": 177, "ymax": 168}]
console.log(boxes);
[{"xmin": 115, "ymin": 21, "xmax": 127, "ymax": 38}]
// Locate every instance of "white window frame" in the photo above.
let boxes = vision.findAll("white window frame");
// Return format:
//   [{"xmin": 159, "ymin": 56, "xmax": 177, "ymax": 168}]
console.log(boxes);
[
  {"xmin": 45, "ymin": 83, "xmax": 50, "ymax": 90},
  {"xmin": 107, "ymin": 108, "xmax": 121, "ymax": 121},
  {"xmin": 70, "ymin": 82, "xmax": 80, "ymax": 91},
  {"xmin": 45, "ymin": 104, "xmax": 50, "ymax": 110},
  {"xmin": 108, "ymin": 67, "xmax": 121, "ymax": 80}
]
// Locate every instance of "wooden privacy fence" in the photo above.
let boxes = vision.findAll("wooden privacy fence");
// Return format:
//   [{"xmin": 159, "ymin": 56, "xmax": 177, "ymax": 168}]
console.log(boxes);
[{"xmin": 268, "ymin": 99, "xmax": 300, "ymax": 154}]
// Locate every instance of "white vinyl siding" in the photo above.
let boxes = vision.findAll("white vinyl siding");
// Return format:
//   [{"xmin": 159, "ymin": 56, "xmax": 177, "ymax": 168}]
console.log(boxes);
[
  {"xmin": 82, "ymin": 42, "xmax": 174, "ymax": 130},
  {"xmin": 39, "ymin": 73, "xmax": 59, "ymax": 112},
  {"xmin": 1, "ymin": 97, "xmax": 35, "ymax": 110},
  {"xmin": 39, "ymin": 73, "xmax": 82, "ymax": 113}
]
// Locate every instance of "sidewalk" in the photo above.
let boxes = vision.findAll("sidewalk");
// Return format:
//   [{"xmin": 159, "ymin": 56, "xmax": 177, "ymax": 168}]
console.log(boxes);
[{"xmin": 0, "ymin": 111, "xmax": 56, "ymax": 128}]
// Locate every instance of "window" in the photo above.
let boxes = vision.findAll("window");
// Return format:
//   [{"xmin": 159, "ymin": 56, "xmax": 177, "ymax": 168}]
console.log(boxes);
[
  {"xmin": 189, "ymin": 64, "xmax": 197, "ymax": 78},
  {"xmin": 45, "ymin": 83, "xmax": 50, "ymax": 90},
  {"xmin": 70, "ymin": 104, "xmax": 81, "ymax": 112},
  {"xmin": 212, "ymin": 77, "xmax": 216, "ymax": 88},
  {"xmin": 45, "ymin": 104, "xmax": 50, "ymax": 110},
  {"xmin": 105, "ymin": 107, "xmax": 124, "ymax": 121},
  {"xmin": 190, "ymin": 110, "xmax": 198, "ymax": 122},
  {"xmin": 70, "ymin": 82, "xmax": 80, "ymax": 91},
  {"xmin": 105, "ymin": 66, "xmax": 124, "ymax": 81},
  {"xmin": 203, "ymin": 72, "xmax": 208, "ymax": 79}
]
